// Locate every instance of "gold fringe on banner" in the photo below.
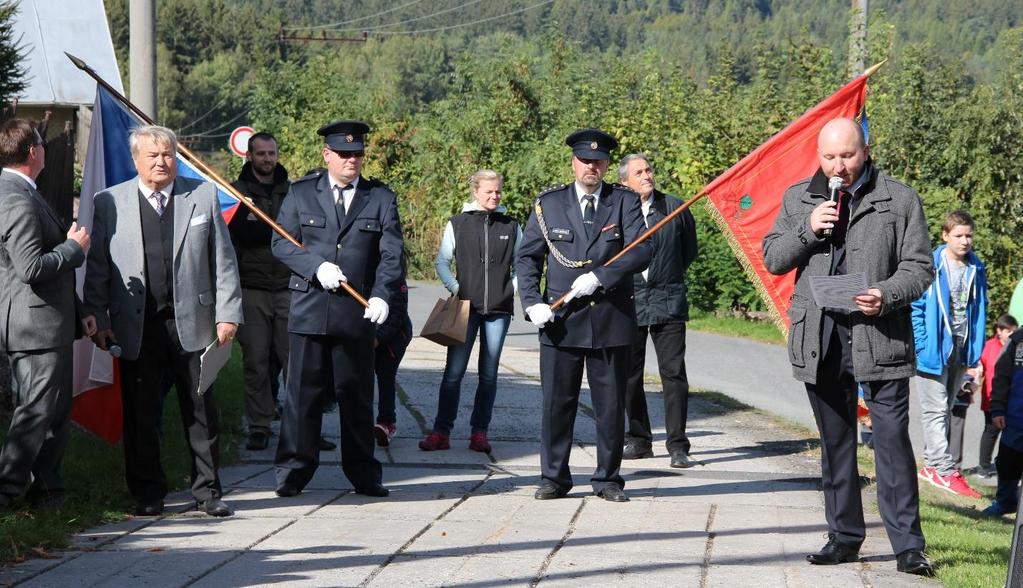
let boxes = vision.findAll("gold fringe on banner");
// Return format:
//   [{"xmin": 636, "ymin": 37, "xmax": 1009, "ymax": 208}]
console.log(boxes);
[{"xmin": 702, "ymin": 198, "xmax": 789, "ymax": 338}]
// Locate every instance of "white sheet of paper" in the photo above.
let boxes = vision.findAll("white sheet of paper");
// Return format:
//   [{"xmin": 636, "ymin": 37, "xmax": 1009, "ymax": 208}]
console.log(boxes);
[
  {"xmin": 809, "ymin": 272, "xmax": 869, "ymax": 312},
  {"xmin": 197, "ymin": 339, "xmax": 232, "ymax": 396}
]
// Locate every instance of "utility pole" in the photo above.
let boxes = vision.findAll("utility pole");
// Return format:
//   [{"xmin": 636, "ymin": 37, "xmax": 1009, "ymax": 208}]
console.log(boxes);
[
  {"xmin": 129, "ymin": 0, "xmax": 157, "ymax": 119},
  {"xmin": 849, "ymin": 0, "xmax": 868, "ymax": 78}
]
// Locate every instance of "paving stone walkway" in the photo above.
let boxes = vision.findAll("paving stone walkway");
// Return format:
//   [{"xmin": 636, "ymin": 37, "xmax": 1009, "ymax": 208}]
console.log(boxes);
[{"xmin": 0, "ymin": 339, "xmax": 938, "ymax": 587}]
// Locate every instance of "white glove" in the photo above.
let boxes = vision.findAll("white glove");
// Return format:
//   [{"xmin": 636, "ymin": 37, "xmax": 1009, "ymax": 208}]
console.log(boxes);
[
  {"xmin": 563, "ymin": 272, "xmax": 601, "ymax": 302},
  {"xmin": 316, "ymin": 262, "xmax": 347, "ymax": 290},
  {"xmin": 525, "ymin": 303, "xmax": 554, "ymax": 327},
  {"xmin": 364, "ymin": 297, "xmax": 389, "ymax": 325}
]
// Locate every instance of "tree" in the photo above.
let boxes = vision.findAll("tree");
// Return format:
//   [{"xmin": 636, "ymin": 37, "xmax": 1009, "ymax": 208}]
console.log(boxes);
[{"xmin": 0, "ymin": 1, "xmax": 27, "ymax": 108}]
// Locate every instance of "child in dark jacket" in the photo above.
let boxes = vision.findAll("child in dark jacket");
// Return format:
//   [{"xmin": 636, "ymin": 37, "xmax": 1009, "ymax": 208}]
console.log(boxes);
[{"xmin": 983, "ymin": 328, "xmax": 1023, "ymax": 516}]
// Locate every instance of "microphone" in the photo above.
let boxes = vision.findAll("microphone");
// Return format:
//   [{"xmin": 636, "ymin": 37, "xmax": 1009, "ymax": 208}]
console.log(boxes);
[
  {"xmin": 108, "ymin": 344, "xmax": 122, "ymax": 358},
  {"xmin": 821, "ymin": 176, "xmax": 844, "ymax": 237}
]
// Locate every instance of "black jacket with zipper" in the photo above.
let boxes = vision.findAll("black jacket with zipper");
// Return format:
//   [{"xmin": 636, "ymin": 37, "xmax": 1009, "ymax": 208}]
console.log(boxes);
[
  {"xmin": 633, "ymin": 190, "xmax": 698, "ymax": 325},
  {"xmin": 229, "ymin": 162, "xmax": 291, "ymax": 291},
  {"xmin": 450, "ymin": 210, "xmax": 518, "ymax": 316}
]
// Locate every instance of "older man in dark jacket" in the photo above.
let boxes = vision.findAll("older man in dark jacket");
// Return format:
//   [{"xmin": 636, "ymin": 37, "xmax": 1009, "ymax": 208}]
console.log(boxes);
[
  {"xmin": 617, "ymin": 154, "xmax": 698, "ymax": 467},
  {"xmin": 763, "ymin": 118, "xmax": 934, "ymax": 576}
]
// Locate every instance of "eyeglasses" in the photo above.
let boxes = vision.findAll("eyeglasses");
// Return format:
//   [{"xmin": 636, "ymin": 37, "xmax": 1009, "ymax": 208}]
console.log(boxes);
[{"xmin": 331, "ymin": 150, "xmax": 364, "ymax": 159}]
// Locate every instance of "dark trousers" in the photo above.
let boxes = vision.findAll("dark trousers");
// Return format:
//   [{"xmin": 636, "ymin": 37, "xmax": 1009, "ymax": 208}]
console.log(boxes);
[
  {"xmin": 275, "ymin": 333, "xmax": 381, "ymax": 492},
  {"xmin": 120, "ymin": 315, "xmax": 222, "ymax": 503},
  {"xmin": 237, "ymin": 288, "xmax": 290, "ymax": 434},
  {"xmin": 0, "ymin": 346, "xmax": 72, "ymax": 499},
  {"xmin": 805, "ymin": 328, "xmax": 924, "ymax": 554},
  {"xmin": 375, "ymin": 328, "xmax": 411, "ymax": 425},
  {"xmin": 624, "ymin": 322, "xmax": 690, "ymax": 453},
  {"xmin": 980, "ymin": 411, "xmax": 1001, "ymax": 468},
  {"xmin": 539, "ymin": 343, "xmax": 628, "ymax": 493},
  {"xmin": 994, "ymin": 440, "xmax": 1023, "ymax": 511},
  {"xmin": 948, "ymin": 402, "xmax": 968, "ymax": 468}
]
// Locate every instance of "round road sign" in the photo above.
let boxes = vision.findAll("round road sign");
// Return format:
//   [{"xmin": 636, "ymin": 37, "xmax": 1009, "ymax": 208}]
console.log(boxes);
[{"xmin": 229, "ymin": 126, "xmax": 255, "ymax": 157}]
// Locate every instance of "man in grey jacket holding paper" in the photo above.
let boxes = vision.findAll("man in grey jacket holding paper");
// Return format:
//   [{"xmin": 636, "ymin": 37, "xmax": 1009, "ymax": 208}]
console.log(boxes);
[
  {"xmin": 763, "ymin": 118, "xmax": 934, "ymax": 576},
  {"xmin": 83, "ymin": 125, "xmax": 242, "ymax": 518}
]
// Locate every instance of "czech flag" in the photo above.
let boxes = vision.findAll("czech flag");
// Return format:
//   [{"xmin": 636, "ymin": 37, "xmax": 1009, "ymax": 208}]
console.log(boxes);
[{"xmin": 72, "ymin": 86, "xmax": 241, "ymax": 443}]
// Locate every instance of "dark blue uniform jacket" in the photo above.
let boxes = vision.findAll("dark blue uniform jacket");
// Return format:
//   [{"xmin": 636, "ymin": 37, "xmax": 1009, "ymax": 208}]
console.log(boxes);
[
  {"xmin": 272, "ymin": 171, "xmax": 403, "ymax": 340},
  {"xmin": 517, "ymin": 182, "xmax": 651, "ymax": 348}
]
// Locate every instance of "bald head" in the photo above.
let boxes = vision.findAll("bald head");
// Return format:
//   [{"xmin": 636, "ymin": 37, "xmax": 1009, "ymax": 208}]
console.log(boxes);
[{"xmin": 817, "ymin": 118, "xmax": 869, "ymax": 188}]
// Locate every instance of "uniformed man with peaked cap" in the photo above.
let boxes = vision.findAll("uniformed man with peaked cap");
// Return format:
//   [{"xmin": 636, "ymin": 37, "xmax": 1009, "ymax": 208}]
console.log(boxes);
[
  {"xmin": 516, "ymin": 128, "xmax": 652, "ymax": 502},
  {"xmin": 271, "ymin": 119, "xmax": 404, "ymax": 498}
]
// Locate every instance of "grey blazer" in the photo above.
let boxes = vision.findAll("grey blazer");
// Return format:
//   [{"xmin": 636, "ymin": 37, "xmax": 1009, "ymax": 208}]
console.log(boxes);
[
  {"xmin": 0, "ymin": 170, "xmax": 85, "ymax": 351},
  {"xmin": 82, "ymin": 176, "xmax": 243, "ymax": 361}
]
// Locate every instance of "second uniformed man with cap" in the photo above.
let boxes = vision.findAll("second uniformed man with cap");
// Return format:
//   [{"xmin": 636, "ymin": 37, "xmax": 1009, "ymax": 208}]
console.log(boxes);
[
  {"xmin": 517, "ymin": 129, "xmax": 652, "ymax": 502},
  {"xmin": 271, "ymin": 120, "xmax": 404, "ymax": 498}
]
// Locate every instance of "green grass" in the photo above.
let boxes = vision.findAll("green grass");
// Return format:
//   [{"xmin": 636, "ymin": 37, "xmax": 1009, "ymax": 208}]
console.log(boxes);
[
  {"xmin": 688, "ymin": 309, "xmax": 785, "ymax": 344},
  {"xmin": 857, "ymin": 446, "xmax": 1011, "ymax": 587},
  {"xmin": 0, "ymin": 344, "xmax": 245, "ymax": 564}
]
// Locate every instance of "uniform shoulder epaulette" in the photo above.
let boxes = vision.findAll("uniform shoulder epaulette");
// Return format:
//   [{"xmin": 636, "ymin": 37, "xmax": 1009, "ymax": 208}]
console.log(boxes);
[
  {"xmin": 610, "ymin": 183, "xmax": 639, "ymax": 195},
  {"xmin": 535, "ymin": 184, "xmax": 566, "ymax": 200},
  {"xmin": 294, "ymin": 169, "xmax": 324, "ymax": 184}
]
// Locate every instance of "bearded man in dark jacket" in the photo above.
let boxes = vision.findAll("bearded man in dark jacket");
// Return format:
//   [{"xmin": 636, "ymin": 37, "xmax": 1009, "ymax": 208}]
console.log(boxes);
[{"xmin": 229, "ymin": 132, "xmax": 291, "ymax": 451}]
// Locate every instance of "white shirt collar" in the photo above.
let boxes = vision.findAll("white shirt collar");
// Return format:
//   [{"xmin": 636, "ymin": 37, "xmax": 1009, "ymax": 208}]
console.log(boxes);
[
  {"xmin": 329, "ymin": 175, "xmax": 359, "ymax": 193},
  {"xmin": 2, "ymin": 168, "xmax": 36, "ymax": 190},
  {"xmin": 574, "ymin": 181, "xmax": 602, "ymax": 203},
  {"xmin": 138, "ymin": 178, "xmax": 174, "ymax": 199}
]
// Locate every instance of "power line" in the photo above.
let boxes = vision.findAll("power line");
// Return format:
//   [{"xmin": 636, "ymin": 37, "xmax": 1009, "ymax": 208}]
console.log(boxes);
[
  {"xmin": 178, "ymin": 109, "xmax": 248, "ymax": 139},
  {"xmin": 175, "ymin": 92, "xmax": 233, "ymax": 133},
  {"xmin": 283, "ymin": 0, "xmax": 427, "ymax": 31},
  {"xmin": 372, "ymin": 0, "xmax": 554, "ymax": 35},
  {"xmin": 329, "ymin": 0, "xmax": 489, "ymax": 33}
]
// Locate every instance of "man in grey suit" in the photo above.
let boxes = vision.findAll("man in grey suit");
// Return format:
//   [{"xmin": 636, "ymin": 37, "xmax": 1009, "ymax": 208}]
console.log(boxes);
[
  {"xmin": 83, "ymin": 125, "xmax": 243, "ymax": 517},
  {"xmin": 0, "ymin": 118, "xmax": 92, "ymax": 508}
]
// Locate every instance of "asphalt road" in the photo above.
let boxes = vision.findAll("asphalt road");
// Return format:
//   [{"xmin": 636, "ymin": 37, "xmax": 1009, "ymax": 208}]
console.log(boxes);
[{"xmin": 406, "ymin": 280, "xmax": 990, "ymax": 476}]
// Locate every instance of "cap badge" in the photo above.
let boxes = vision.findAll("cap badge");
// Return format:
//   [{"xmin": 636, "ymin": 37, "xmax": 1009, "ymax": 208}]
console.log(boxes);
[
  {"xmin": 590, "ymin": 141, "xmax": 598, "ymax": 150},
  {"xmin": 345, "ymin": 134, "xmax": 354, "ymax": 143}
]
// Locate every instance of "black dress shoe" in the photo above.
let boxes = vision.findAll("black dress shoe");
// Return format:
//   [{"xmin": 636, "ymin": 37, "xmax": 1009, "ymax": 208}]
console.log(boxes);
[
  {"xmin": 534, "ymin": 483, "xmax": 568, "ymax": 500},
  {"xmin": 135, "ymin": 500, "xmax": 164, "ymax": 517},
  {"xmin": 27, "ymin": 490, "xmax": 66, "ymax": 510},
  {"xmin": 806, "ymin": 537, "xmax": 860, "ymax": 565},
  {"xmin": 670, "ymin": 450, "xmax": 693, "ymax": 468},
  {"xmin": 197, "ymin": 498, "xmax": 232, "ymax": 517},
  {"xmin": 275, "ymin": 484, "xmax": 301, "ymax": 497},
  {"xmin": 245, "ymin": 431, "xmax": 269, "ymax": 451},
  {"xmin": 318, "ymin": 436, "xmax": 337, "ymax": 451},
  {"xmin": 622, "ymin": 441, "xmax": 653, "ymax": 460},
  {"xmin": 355, "ymin": 483, "xmax": 389, "ymax": 497},
  {"xmin": 595, "ymin": 485, "xmax": 629, "ymax": 502},
  {"xmin": 896, "ymin": 549, "xmax": 934, "ymax": 576}
]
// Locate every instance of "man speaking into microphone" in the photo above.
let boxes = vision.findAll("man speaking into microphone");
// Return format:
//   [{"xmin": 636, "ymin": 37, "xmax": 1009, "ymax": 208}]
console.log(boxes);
[{"xmin": 762, "ymin": 118, "xmax": 935, "ymax": 576}]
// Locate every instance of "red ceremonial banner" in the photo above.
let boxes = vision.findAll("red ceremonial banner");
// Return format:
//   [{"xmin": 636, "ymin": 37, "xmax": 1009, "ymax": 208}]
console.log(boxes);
[{"xmin": 703, "ymin": 74, "xmax": 871, "ymax": 333}]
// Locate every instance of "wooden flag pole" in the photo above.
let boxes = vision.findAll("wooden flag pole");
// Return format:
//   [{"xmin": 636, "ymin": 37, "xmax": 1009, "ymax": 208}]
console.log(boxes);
[
  {"xmin": 549, "ymin": 59, "xmax": 887, "ymax": 312},
  {"xmin": 67, "ymin": 52, "xmax": 369, "ymax": 308}
]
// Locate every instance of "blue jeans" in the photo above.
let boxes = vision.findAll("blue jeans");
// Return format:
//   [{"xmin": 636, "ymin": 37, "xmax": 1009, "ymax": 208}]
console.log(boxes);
[{"xmin": 432, "ymin": 312, "xmax": 510, "ymax": 436}]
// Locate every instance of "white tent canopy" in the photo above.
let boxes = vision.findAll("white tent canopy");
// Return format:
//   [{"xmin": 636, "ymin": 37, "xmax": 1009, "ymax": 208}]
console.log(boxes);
[{"xmin": 10, "ymin": 0, "xmax": 123, "ymax": 107}]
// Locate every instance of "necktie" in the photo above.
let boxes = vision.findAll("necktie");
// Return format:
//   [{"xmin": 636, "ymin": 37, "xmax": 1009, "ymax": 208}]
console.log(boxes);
[
  {"xmin": 335, "ymin": 185, "xmax": 347, "ymax": 218},
  {"xmin": 582, "ymin": 194, "xmax": 595, "ymax": 238},
  {"xmin": 152, "ymin": 191, "xmax": 166, "ymax": 216}
]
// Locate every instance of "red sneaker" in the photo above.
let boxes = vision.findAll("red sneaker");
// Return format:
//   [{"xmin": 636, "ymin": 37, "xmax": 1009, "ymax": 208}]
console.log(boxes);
[
  {"xmin": 418, "ymin": 432, "xmax": 450, "ymax": 451},
  {"xmin": 469, "ymin": 431, "xmax": 492, "ymax": 453},
  {"xmin": 917, "ymin": 466, "xmax": 938, "ymax": 486},
  {"xmin": 937, "ymin": 471, "xmax": 983, "ymax": 499},
  {"xmin": 374, "ymin": 423, "xmax": 396, "ymax": 447}
]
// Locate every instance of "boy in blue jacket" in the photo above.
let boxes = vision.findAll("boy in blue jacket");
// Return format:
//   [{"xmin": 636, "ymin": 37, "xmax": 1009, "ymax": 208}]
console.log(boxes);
[
  {"xmin": 983, "ymin": 328, "xmax": 1023, "ymax": 516},
  {"xmin": 911, "ymin": 210, "xmax": 987, "ymax": 498}
]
